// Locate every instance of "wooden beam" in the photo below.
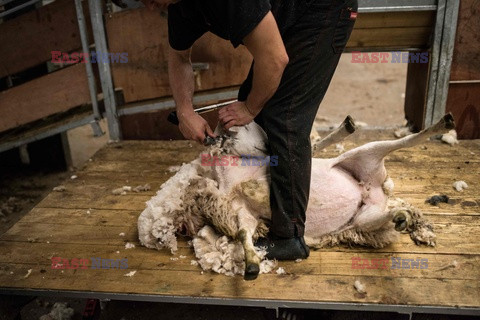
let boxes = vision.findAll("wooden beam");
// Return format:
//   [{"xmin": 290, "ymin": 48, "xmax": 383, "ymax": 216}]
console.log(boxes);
[
  {"xmin": 0, "ymin": 64, "xmax": 91, "ymax": 133},
  {"xmin": 354, "ymin": 11, "xmax": 435, "ymax": 29},
  {"xmin": 0, "ymin": 0, "xmax": 91, "ymax": 78},
  {"xmin": 347, "ymin": 27, "xmax": 433, "ymax": 50}
]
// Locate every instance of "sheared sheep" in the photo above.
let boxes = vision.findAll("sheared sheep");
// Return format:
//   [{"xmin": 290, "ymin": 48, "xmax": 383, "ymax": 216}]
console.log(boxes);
[{"xmin": 138, "ymin": 114, "xmax": 455, "ymax": 280}]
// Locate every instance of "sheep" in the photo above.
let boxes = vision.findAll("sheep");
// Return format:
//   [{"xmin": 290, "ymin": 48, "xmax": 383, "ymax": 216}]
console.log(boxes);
[{"xmin": 138, "ymin": 114, "xmax": 455, "ymax": 280}]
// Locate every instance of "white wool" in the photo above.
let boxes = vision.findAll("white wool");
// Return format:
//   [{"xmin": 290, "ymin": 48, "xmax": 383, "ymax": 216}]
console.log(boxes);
[
  {"xmin": 122, "ymin": 186, "xmax": 132, "ymax": 192},
  {"xmin": 437, "ymin": 260, "xmax": 458, "ymax": 271},
  {"xmin": 354, "ymin": 280, "xmax": 366, "ymax": 294},
  {"xmin": 39, "ymin": 302, "xmax": 74, "ymax": 320},
  {"xmin": 394, "ymin": 127, "xmax": 412, "ymax": 138},
  {"xmin": 190, "ymin": 260, "xmax": 199, "ymax": 266},
  {"xmin": 133, "ymin": 184, "xmax": 151, "ymax": 192},
  {"xmin": 441, "ymin": 130, "xmax": 459, "ymax": 145},
  {"xmin": 382, "ymin": 177, "xmax": 395, "ymax": 196},
  {"xmin": 452, "ymin": 180, "xmax": 468, "ymax": 192},
  {"xmin": 295, "ymin": 259, "xmax": 303, "ymax": 263},
  {"xmin": 119, "ymin": 232, "xmax": 125, "ymax": 237},
  {"xmin": 125, "ymin": 242, "xmax": 135, "ymax": 249},
  {"xmin": 193, "ymin": 226, "xmax": 276, "ymax": 276},
  {"xmin": 138, "ymin": 162, "xmax": 205, "ymax": 253},
  {"xmin": 335, "ymin": 143, "xmax": 345, "ymax": 153},
  {"xmin": 356, "ymin": 121, "xmax": 368, "ymax": 127},
  {"xmin": 167, "ymin": 165, "xmax": 181, "ymax": 173},
  {"xmin": 24, "ymin": 269, "xmax": 32, "ymax": 278},
  {"xmin": 276, "ymin": 267, "xmax": 286, "ymax": 275},
  {"xmin": 260, "ymin": 259, "xmax": 277, "ymax": 274},
  {"xmin": 53, "ymin": 186, "xmax": 66, "ymax": 192},
  {"xmin": 70, "ymin": 175, "xmax": 78, "ymax": 180},
  {"xmin": 112, "ymin": 188, "xmax": 123, "ymax": 195},
  {"xmin": 124, "ymin": 270, "xmax": 137, "ymax": 277}
]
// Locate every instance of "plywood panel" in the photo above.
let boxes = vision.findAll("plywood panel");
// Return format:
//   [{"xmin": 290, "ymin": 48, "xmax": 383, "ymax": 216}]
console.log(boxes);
[
  {"xmin": 354, "ymin": 11, "xmax": 435, "ymax": 29},
  {"xmin": 404, "ymin": 60, "xmax": 430, "ymax": 131},
  {"xmin": 0, "ymin": 0, "xmax": 91, "ymax": 79},
  {"xmin": 446, "ymin": 83, "xmax": 480, "ymax": 139},
  {"xmin": 346, "ymin": 27, "xmax": 432, "ymax": 50},
  {"xmin": 105, "ymin": 8, "xmax": 252, "ymax": 104},
  {"xmin": 449, "ymin": 0, "xmax": 480, "ymax": 81},
  {"xmin": 0, "ymin": 64, "xmax": 91, "ymax": 133}
]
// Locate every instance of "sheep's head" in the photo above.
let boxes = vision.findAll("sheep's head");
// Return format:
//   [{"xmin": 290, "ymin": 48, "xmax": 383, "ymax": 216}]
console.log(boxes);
[{"xmin": 213, "ymin": 122, "xmax": 268, "ymax": 156}]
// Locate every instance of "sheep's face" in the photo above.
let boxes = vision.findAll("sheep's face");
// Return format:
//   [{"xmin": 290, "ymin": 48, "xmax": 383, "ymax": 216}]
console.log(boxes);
[{"xmin": 214, "ymin": 122, "xmax": 268, "ymax": 156}]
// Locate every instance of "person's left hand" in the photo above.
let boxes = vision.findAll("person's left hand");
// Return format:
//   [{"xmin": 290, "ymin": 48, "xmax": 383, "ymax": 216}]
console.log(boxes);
[{"xmin": 218, "ymin": 101, "xmax": 257, "ymax": 130}]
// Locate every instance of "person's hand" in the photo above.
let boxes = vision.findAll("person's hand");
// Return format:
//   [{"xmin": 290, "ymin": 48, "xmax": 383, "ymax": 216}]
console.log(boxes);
[
  {"xmin": 178, "ymin": 110, "xmax": 216, "ymax": 144},
  {"xmin": 218, "ymin": 101, "xmax": 257, "ymax": 130}
]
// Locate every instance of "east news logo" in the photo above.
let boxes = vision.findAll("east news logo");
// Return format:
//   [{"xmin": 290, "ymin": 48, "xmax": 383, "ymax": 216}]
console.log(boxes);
[
  {"xmin": 351, "ymin": 257, "xmax": 428, "ymax": 269},
  {"xmin": 51, "ymin": 257, "xmax": 128, "ymax": 269}
]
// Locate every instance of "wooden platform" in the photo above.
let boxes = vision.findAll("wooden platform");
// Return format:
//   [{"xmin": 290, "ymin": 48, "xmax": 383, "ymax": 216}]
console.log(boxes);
[{"xmin": 0, "ymin": 130, "xmax": 479, "ymax": 315}]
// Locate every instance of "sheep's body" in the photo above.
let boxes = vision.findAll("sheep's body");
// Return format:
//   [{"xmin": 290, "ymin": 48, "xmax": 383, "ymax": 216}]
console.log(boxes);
[{"xmin": 138, "ymin": 114, "xmax": 454, "ymax": 279}]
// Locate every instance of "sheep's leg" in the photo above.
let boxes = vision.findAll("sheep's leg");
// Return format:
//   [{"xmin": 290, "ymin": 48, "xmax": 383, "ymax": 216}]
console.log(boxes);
[
  {"xmin": 312, "ymin": 116, "xmax": 356, "ymax": 156},
  {"xmin": 236, "ymin": 207, "xmax": 261, "ymax": 280},
  {"xmin": 334, "ymin": 113, "xmax": 455, "ymax": 185}
]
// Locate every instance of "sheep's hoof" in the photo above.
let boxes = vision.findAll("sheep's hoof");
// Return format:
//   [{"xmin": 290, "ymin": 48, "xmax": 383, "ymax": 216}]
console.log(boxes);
[
  {"xmin": 244, "ymin": 263, "xmax": 260, "ymax": 281},
  {"xmin": 393, "ymin": 210, "xmax": 411, "ymax": 231}
]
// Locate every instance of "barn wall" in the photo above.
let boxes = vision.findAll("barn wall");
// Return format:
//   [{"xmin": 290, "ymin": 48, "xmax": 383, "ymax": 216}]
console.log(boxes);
[{"xmin": 446, "ymin": 0, "xmax": 480, "ymax": 139}]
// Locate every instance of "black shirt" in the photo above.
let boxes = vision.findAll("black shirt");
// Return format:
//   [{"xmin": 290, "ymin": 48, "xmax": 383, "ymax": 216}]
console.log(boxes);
[{"xmin": 168, "ymin": 0, "xmax": 272, "ymax": 50}]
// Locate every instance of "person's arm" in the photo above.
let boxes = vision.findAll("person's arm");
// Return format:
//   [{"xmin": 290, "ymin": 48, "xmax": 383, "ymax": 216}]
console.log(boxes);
[
  {"xmin": 219, "ymin": 11, "xmax": 288, "ymax": 129},
  {"xmin": 168, "ymin": 47, "xmax": 215, "ymax": 143}
]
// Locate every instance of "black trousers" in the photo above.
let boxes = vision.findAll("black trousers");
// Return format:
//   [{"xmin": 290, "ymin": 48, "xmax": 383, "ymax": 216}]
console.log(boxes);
[{"xmin": 238, "ymin": 0, "xmax": 358, "ymax": 238}]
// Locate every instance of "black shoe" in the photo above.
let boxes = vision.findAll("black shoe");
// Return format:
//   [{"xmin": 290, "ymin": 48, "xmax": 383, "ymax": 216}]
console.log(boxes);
[{"xmin": 255, "ymin": 234, "xmax": 310, "ymax": 260}]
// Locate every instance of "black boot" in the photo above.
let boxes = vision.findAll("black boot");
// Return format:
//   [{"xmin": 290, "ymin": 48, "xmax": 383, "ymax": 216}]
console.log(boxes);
[{"xmin": 255, "ymin": 234, "xmax": 310, "ymax": 260}]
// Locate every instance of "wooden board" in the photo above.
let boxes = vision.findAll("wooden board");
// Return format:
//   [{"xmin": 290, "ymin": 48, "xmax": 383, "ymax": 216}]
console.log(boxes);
[
  {"xmin": 0, "ymin": 64, "xmax": 91, "ymax": 133},
  {"xmin": 346, "ymin": 27, "xmax": 432, "ymax": 51},
  {"xmin": 404, "ymin": 59, "xmax": 430, "ymax": 131},
  {"xmin": 0, "ymin": 0, "xmax": 91, "ymax": 79},
  {"xmin": 449, "ymin": 0, "xmax": 480, "ymax": 81},
  {"xmin": 353, "ymin": 11, "xmax": 435, "ymax": 29},
  {"xmin": 105, "ymin": 8, "xmax": 252, "ymax": 104},
  {"xmin": 0, "ymin": 130, "xmax": 479, "ymax": 311},
  {"xmin": 445, "ymin": 0, "xmax": 480, "ymax": 139},
  {"xmin": 446, "ymin": 83, "xmax": 480, "ymax": 140}
]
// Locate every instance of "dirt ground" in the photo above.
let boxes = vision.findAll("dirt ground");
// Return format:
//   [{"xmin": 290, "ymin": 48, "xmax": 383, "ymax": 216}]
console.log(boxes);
[{"xmin": 0, "ymin": 54, "xmax": 413, "ymax": 319}]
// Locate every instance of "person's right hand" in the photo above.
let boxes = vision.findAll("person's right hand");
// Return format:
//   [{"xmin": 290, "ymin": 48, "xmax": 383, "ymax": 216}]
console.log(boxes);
[{"xmin": 178, "ymin": 110, "xmax": 216, "ymax": 144}]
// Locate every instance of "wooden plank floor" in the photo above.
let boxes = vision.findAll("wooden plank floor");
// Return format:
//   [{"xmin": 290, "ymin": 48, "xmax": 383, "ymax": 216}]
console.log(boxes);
[{"xmin": 0, "ymin": 130, "xmax": 479, "ymax": 313}]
